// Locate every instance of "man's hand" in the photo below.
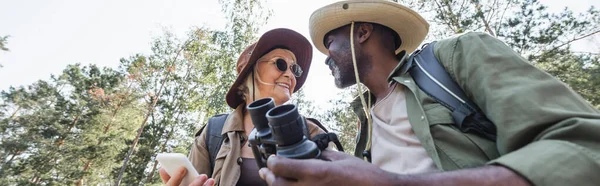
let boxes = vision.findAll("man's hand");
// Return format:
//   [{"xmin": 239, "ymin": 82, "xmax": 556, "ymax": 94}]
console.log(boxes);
[
  {"xmin": 258, "ymin": 150, "xmax": 396, "ymax": 186},
  {"xmin": 258, "ymin": 150, "xmax": 531, "ymax": 186},
  {"xmin": 159, "ymin": 167, "xmax": 215, "ymax": 186}
]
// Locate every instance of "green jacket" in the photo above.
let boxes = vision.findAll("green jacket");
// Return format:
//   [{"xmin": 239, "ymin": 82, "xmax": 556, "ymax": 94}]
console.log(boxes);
[{"xmin": 352, "ymin": 32, "xmax": 600, "ymax": 186}]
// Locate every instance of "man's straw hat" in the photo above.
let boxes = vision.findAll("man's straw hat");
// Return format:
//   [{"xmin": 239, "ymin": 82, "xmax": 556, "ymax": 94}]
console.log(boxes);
[{"xmin": 309, "ymin": 0, "xmax": 429, "ymax": 55}]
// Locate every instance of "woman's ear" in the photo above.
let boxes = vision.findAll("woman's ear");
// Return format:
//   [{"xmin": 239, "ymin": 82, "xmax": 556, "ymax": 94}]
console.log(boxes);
[{"xmin": 357, "ymin": 23, "xmax": 373, "ymax": 44}]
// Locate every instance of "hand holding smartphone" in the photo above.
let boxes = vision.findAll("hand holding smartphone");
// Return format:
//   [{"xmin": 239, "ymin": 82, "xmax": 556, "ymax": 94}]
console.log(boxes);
[{"xmin": 156, "ymin": 153, "xmax": 199, "ymax": 186}]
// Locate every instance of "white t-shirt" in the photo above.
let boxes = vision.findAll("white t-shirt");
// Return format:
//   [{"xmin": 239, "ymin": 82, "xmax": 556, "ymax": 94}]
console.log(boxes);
[{"xmin": 370, "ymin": 83, "xmax": 438, "ymax": 174}]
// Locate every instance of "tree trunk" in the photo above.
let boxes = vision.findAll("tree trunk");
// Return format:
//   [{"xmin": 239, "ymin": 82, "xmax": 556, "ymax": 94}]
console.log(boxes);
[
  {"xmin": 144, "ymin": 62, "xmax": 194, "ymax": 184},
  {"xmin": 145, "ymin": 123, "xmax": 177, "ymax": 183},
  {"xmin": 114, "ymin": 39, "xmax": 190, "ymax": 186},
  {"xmin": 101, "ymin": 91, "xmax": 129, "ymax": 134},
  {"xmin": 471, "ymin": 0, "xmax": 496, "ymax": 36},
  {"xmin": 56, "ymin": 114, "xmax": 80, "ymax": 148},
  {"xmin": 114, "ymin": 75, "xmax": 169, "ymax": 186},
  {"xmin": 76, "ymin": 84, "xmax": 132, "ymax": 186},
  {"xmin": 31, "ymin": 174, "xmax": 42, "ymax": 184},
  {"xmin": 145, "ymin": 160, "xmax": 160, "ymax": 184},
  {"xmin": 0, "ymin": 152, "xmax": 18, "ymax": 176},
  {"xmin": 48, "ymin": 113, "xmax": 82, "ymax": 179},
  {"xmin": 74, "ymin": 161, "xmax": 92, "ymax": 186},
  {"xmin": 8, "ymin": 105, "xmax": 21, "ymax": 121}
]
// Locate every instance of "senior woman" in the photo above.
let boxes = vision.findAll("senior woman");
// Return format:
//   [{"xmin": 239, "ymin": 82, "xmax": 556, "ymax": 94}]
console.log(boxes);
[{"xmin": 160, "ymin": 28, "xmax": 328, "ymax": 186}]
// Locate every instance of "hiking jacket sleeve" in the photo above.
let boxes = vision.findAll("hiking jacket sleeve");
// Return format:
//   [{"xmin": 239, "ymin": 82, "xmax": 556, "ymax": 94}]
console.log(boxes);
[
  {"xmin": 434, "ymin": 32, "xmax": 600, "ymax": 186},
  {"xmin": 188, "ymin": 126, "xmax": 211, "ymax": 176}
]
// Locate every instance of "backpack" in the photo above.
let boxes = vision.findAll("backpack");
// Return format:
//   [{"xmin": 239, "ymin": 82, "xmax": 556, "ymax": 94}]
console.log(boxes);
[
  {"xmin": 407, "ymin": 41, "xmax": 497, "ymax": 141},
  {"xmin": 194, "ymin": 113, "xmax": 333, "ymax": 177},
  {"xmin": 362, "ymin": 41, "xmax": 497, "ymax": 162}
]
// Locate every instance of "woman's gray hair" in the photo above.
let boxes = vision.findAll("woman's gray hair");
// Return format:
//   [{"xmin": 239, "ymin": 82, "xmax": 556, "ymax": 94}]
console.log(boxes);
[
  {"xmin": 237, "ymin": 68, "xmax": 260, "ymax": 102},
  {"xmin": 238, "ymin": 48, "xmax": 296, "ymax": 103}
]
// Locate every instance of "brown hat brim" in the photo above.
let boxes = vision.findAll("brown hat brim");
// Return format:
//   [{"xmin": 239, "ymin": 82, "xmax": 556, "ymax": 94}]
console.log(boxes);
[{"xmin": 226, "ymin": 28, "xmax": 313, "ymax": 108}]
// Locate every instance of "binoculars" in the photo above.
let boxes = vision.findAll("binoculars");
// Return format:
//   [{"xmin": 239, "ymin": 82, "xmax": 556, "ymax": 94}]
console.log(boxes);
[{"xmin": 247, "ymin": 97, "xmax": 322, "ymax": 168}]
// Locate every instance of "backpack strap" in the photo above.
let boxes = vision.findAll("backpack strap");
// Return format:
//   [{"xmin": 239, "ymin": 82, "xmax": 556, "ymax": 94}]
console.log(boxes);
[
  {"xmin": 407, "ymin": 41, "xmax": 497, "ymax": 141},
  {"xmin": 302, "ymin": 117, "xmax": 311, "ymax": 140},
  {"xmin": 305, "ymin": 117, "xmax": 345, "ymax": 152},
  {"xmin": 196, "ymin": 114, "xmax": 338, "ymax": 176},
  {"xmin": 305, "ymin": 117, "xmax": 329, "ymax": 133},
  {"xmin": 195, "ymin": 114, "xmax": 228, "ymax": 177}
]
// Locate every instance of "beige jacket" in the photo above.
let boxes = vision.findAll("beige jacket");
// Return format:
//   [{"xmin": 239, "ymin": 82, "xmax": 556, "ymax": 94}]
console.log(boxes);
[{"xmin": 188, "ymin": 105, "xmax": 326, "ymax": 186}]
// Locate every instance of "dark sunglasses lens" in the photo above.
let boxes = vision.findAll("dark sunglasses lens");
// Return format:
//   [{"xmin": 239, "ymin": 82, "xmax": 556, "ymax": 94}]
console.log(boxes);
[
  {"xmin": 291, "ymin": 64, "xmax": 302, "ymax": 77},
  {"xmin": 276, "ymin": 59, "xmax": 287, "ymax": 72},
  {"xmin": 275, "ymin": 58, "xmax": 302, "ymax": 77}
]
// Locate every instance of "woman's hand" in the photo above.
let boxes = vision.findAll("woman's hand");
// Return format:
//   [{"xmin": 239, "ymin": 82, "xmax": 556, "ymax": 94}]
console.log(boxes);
[{"xmin": 159, "ymin": 167, "xmax": 216, "ymax": 186}]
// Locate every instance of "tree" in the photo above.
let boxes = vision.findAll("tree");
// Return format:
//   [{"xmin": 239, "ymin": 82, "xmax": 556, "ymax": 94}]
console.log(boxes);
[
  {"xmin": 0, "ymin": 80, "xmax": 65, "ymax": 184},
  {"xmin": 113, "ymin": 32, "xmax": 190, "ymax": 185},
  {"xmin": 0, "ymin": 64, "xmax": 131, "ymax": 184},
  {"xmin": 73, "ymin": 57, "xmax": 144, "ymax": 185},
  {"xmin": 138, "ymin": 0, "xmax": 273, "ymax": 184},
  {"xmin": 1, "ymin": 35, "xmax": 9, "ymax": 67},
  {"xmin": 0, "ymin": 35, "xmax": 8, "ymax": 51},
  {"xmin": 396, "ymin": 0, "xmax": 517, "ymax": 39},
  {"xmin": 1, "ymin": 0, "xmax": 275, "ymax": 184},
  {"xmin": 112, "ymin": 29, "xmax": 204, "ymax": 185},
  {"xmin": 394, "ymin": 0, "xmax": 600, "ymax": 107},
  {"xmin": 496, "ymin": 0, "xmax": 600, "ymax": 108},
  {"xmin": 0, "ymin": 81, "xmax": 61, "ymax": 181}
]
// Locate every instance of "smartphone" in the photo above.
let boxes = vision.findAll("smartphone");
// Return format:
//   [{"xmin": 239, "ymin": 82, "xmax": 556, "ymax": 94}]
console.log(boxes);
[{"xmin": 156, "ymin": 153, "xmax": 200, "ymax": 186}]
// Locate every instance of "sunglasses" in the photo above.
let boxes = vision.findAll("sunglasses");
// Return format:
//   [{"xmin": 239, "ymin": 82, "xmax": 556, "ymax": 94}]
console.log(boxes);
[{"xmin": 272, "ymin": 58, "xmax": 303, "ymax": 77}]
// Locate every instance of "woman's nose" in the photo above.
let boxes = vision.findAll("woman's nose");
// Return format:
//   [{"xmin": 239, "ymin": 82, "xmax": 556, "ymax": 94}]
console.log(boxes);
[{"xmin": 282, "ymin": 66, "xmax": 294, "ymax": 78}]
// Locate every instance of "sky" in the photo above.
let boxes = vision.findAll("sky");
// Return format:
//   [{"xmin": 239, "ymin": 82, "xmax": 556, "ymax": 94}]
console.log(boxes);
[{"xmin": 1, "ymin": 0, "xmax": 599, "ymax": 110}]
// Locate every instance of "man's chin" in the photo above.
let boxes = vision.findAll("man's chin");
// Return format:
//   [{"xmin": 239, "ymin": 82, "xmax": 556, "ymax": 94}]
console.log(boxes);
[
  {"xmin": 334, "ymin": 79, "xmax": 344, "ymax": 89},
  {"xmin": 334, "ymin": 80, "xmax": 354, "ymax": 89}
]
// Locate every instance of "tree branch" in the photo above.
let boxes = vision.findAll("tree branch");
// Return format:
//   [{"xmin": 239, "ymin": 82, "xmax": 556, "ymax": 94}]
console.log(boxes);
[
  {"xmin": 471, "ymin": 0, "xmax": 496, "ymax": 36},
  {"xmin": 550, "ymin": 30, "xmax": 600, "ymax": 51},
  {"xmin": 433, "ymin": 0, "xmax": 457, "ymax": 32},
  {"xmin": 495, "ymin": 0, "xmax": 514, "ymax": 34},
  {"xmin": 573, "ymin": 51, "xmax": 600, "ymax": 55}
]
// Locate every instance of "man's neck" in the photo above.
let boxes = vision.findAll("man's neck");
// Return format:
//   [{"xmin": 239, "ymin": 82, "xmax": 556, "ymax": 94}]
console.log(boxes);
[{"xmin": 362, "ymin": 55, "xmax": 400, "ymax": 102}]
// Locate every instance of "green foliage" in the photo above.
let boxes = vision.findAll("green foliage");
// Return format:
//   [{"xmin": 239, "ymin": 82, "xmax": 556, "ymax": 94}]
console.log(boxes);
[
  {"xmin": 0, "ymin": 0, "xmax": 272, "ymax": 184},
  {"xmin": 0, "ymin": 64, "xmax": 132, "ymax": 185},
  {"xmin": 399, "ymin": 0, "xmax": 519, "ymax": 39},
  {"xmin": 0, "ymin": 35, "xmax": 8, "ymax": 51},
  {"xmin": 0, "ymin": 35, "xmax": 8, "ymax": 67},
  {"xmin": 494, "ymin": 0, "xmax": 600, "ymax": 108},
  {"xmin": 112, "ymin": 0, "xmax": 273, "ymax": 185},
  {"xmin": 395, "ymin": 0, "xmax": 600, "ymax": 107}
]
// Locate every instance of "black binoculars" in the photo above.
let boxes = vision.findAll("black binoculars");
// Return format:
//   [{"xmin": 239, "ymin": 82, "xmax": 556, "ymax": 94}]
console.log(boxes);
[{"xmin": 247, "ymin": 97, "xmax": 322, "ymax": 168}]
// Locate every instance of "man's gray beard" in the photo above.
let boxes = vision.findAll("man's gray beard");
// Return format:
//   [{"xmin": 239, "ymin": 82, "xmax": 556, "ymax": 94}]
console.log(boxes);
[{"xmin": 331, "ymin": 62, "xmax": 344, "ymax": 88}]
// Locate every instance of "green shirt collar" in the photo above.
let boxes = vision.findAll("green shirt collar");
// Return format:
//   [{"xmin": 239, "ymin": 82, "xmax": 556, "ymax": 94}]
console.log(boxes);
[{"xmin": 386, "ymin": 53, "xmax": 411, "ymax": 84}]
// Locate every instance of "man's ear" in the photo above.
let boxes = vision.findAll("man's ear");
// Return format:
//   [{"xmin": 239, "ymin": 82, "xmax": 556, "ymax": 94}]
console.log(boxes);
[{"xmin": 356, "ymin": 23, "xmax": 373, "ymax": 44}]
